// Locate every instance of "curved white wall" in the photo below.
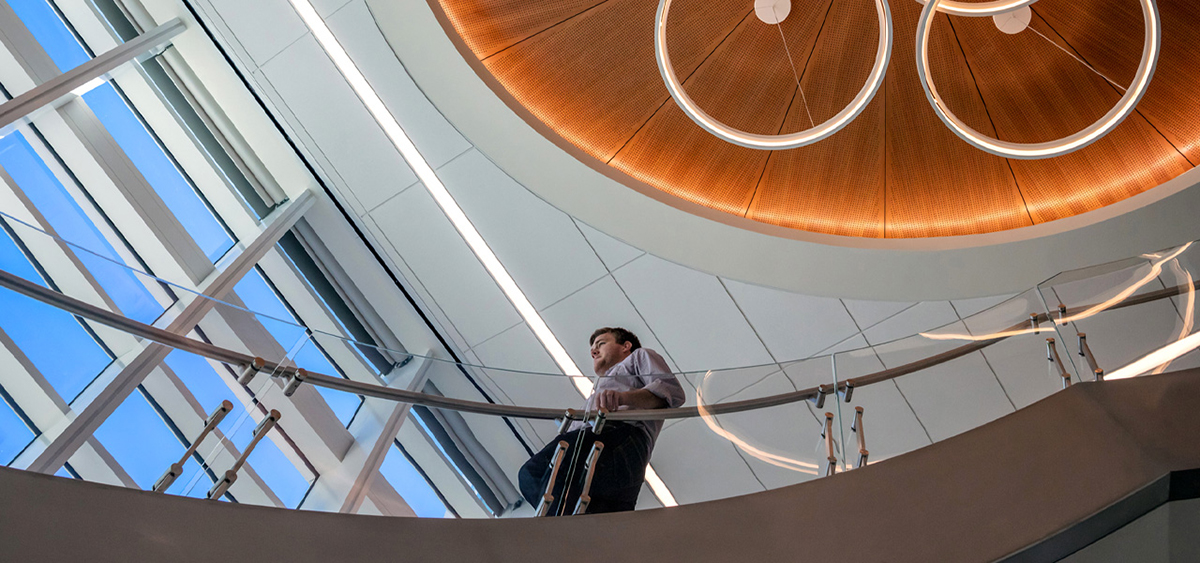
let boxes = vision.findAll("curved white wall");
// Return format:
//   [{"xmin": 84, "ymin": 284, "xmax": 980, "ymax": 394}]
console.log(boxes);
[{"xmin": 367, "ymin": 0, "xmax": 1200, "ymax": 302}]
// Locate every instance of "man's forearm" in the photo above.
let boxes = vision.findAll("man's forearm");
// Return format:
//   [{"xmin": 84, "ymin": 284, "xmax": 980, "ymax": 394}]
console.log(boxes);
[{"xmin": 623, "ymin": 389, "xmax": 667, "ymax": 410}]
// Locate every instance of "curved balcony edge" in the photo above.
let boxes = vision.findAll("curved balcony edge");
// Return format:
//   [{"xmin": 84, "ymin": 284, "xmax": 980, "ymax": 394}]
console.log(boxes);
[{"xmin": 2, "ymin": 368, "xmax": 1198, "ymax": 562}]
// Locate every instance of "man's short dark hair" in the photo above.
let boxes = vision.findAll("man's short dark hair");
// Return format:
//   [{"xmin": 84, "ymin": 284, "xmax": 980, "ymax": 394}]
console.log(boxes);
[{"xmin": 590, "ymin": 327, "xmax": 641, "ymax": 351}]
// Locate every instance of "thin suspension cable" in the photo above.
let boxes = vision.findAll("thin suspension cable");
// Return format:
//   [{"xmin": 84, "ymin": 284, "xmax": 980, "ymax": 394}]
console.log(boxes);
[
  {"xmin": 773, "ymin": 6, "xmax": 816, "ymax": 128},
  {"xmin": 1027, "ymin": 25, "xmax": 1127, "ymax": 92}
]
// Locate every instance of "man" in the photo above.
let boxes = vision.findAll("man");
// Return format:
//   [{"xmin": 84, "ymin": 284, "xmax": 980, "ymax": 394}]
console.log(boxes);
[{"xmin": 518, "ymin": 327, "xmax": 685, "ymax": 515}]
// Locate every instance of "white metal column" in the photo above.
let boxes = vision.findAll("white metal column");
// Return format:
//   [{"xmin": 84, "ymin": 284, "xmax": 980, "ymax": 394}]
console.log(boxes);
[
  {"xmin": 25, "ymin": 190, "xmax": 314, "ymax": 474},
  {"xmin": 298, "ymin": 353, "xmax": 432, "ymax": 513},
  {"xmin": 0, "ymin": 15, "xmax": 184, "ymax": 131}
]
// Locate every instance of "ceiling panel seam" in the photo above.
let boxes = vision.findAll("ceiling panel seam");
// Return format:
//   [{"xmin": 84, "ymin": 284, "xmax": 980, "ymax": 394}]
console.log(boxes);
[
  {"xmin": 1031, "ymin": 7, "xmax": 1195, "ymax": 168},
  {"xmin": 947, "ymin": 300, "xmax": 1018, "ymax": 411},
  {"xmin": 479, "ymin": 0, "xmax": 615, "ymax": 62},
  {"xmin": 607, "ymin": 8, "xmax": 755, "ymax": 165},
  {"xmin": 944, "ymin": 16, "xmax": 1035, "ymax": 227},
  {"xmin": 569, "ymin": 217, "xmax": 645, "ymax": 272},
  {"xmin": 842, "ymin": 299, "xmax": 934, "ymax": 443},
  {"xmin": 744, "ymin": 0, "xmax": 841, "ymax": 219},
  {"xmin": 180, "ymin": 0, "xmax": 538, "ymax": 456}
]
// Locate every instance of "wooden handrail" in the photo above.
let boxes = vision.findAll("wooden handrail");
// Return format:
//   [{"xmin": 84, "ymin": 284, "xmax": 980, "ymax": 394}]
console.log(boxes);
[{"xmin": 2, "ymin": 268, "xmax": 1196, "ymax": 422}]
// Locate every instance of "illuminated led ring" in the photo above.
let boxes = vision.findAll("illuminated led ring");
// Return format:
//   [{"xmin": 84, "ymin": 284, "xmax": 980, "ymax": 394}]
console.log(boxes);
[
  {"xmin": 916, "ymin": 0, "xmax": 1160, "ymax": 159},
  {"xmin": 654, "ymin": 0, "xmax": 892, "ymax": 150},
  {"xmin": 916, "ymin": 0, "xmax": 1038, "ymax": 17}
]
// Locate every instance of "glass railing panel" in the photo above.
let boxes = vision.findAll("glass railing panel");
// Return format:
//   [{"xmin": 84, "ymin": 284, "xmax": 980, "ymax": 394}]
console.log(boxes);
[
  {"xmin": 170, "ymin": 330, "xmax": 314, "ymax": 507},
  {"xmin": 951, "ymin": 287, "xmax": 1074, "ymax": 408},
  {"xmin": 7, "ymin": 206, "xmax": 1200, "ymax": 515},
  {"xmin": 1038, "ymin": 241, "xmax": 1200, "ymax": 381},
  {"xmin": 832, "ymin": 343, "xmax": 932, "ymax": 466},
  {"xmin": 846, "ymin": 325, "xmax": 1015, "ymax": 447},
  {"xmin": 698, "ymin": 368, "xmax": 830, "ymax": 488}
]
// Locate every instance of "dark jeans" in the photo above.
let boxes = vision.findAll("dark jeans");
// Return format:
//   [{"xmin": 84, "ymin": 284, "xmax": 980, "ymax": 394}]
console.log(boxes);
[{"xmin": 518, "ymin": 422, "xmax": 650, "ymax": 516}]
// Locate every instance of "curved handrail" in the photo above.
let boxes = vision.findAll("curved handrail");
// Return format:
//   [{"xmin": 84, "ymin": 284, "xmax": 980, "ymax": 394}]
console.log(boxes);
[{"xmin": 1, "ymin": 267, "xmax": 1196, "ymax": 421}]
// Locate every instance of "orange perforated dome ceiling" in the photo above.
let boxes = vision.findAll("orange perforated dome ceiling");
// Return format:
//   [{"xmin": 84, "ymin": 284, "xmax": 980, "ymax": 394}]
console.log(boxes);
[{"xmin": 431, "ymin": 0, "xmax": 1199, "ymax": 238}]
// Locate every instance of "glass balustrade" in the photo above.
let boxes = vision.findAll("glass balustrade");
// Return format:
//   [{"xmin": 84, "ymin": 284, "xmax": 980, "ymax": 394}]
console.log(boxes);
[{"xmin": 1, "ymin": 212, "xmax": 1198, "ymax": 517}]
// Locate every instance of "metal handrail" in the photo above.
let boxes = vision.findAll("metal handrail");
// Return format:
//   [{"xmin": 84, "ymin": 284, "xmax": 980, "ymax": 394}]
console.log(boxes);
[{"xmin": 1, "ymin": 268, "xmax": 1196, "ymax": 422}]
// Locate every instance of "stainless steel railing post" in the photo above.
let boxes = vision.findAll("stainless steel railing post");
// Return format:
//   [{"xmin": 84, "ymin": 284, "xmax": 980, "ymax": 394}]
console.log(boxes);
[
  {"xmin": 236, "ymin": 357, "xmax": 266, "ymax": 386},
  {"xmin": 1077, "ymin": 333, "xmax": 1105, "ymax": 381},
  {"xmin": 283, "ymin": 368, "xmax": 307, "ymax": 397},
  {"xmin": 839, "ymin": 381, "xmax": 855, "ymax": 404},
  {"xmin": 572, "ymin": 441, "xmax": 605, "ymax": 515},
  {"xmin": 536, "ymin": 440, "xmax": 570, "ymax": 517},
  {"xmin": 811, "ymin": 385, "xmax": 832, "ymax": 409},
  {"xmin": 589, "ymin": 410, "xmax": 607, "ymax": 434},
  {"xmin": 851, "ymin": 406, "xmax": 869, "ymax": 469},
  {"xmin": 153, "ymin": 400, "xmax": 232, "ymax": 493},
  {"xmin": 1046, "ymin": 338, "xmax": 1072, "ymax": 389},
  {"xmin": 822, "ymin": 412, "xmax": 837, "ymax": 477},
  {"xmin": 1030, "ymin": 313, "xmax": 1041, "ymax": 334},
  {"xmin": 556, "ymin": 410, "xmax": 573, "ymax": 435},
  {"xmin": 208, "ymin": 409, "xmax": 281, "ymax": 500}
]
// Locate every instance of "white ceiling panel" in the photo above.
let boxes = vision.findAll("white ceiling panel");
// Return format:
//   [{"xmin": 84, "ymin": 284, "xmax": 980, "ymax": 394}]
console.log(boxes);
[
  {"xmin": 842, "ymin": 299, "xmax": 914, "ymax": 331},
  {"xmin": 447, "ymin": 349, "xmax": 556, "ymax": 448},
  {"xmin": 311, "ymin": 0, "xmax": 353, "ymax": 18},
  {"xmin": 613, "ymin": 255, "xmax": 775, "ymax": 372},
  {"xmin": 960, "ymin": 289, "xmax": 1045, "ymax": 337},
  {"xmin": 714, "ymin": 373, "xmax": 825, "ymax": 490},
  {"xmin": 863, "ymin": 301, "xmax": 961, "ymax": 347},
  {"xmin": 650, "ymin": 417, "xmax": 766, "ymax": 504},
  {"xmin": 842, "ymin": 380, "xmax": 933, "ymax": 463},
  {"xmin": 780, "ymin": 355, "xmax": 835, "ymax": 393},
  {"xmin": 436, "ymin": 150, "xmax": 608, "ymax": 311},
  {"xmin": 793, "ymin": 338, "xmax": 933, "ymax": 459},
  {"xmin": 327, "ymin": 0, "xmax": 472, "ymax": 169},
  {"xmin": 202, "ymin": 0, "xmax": 308, "ymax": 67},
  {"xmin": 824, "ymin": 335, "xmax": 884, "ymax": 379},
  {"xmin": 692, "ymin": 365, "xmax": 786, "ymax": 407},
  {"xmin": 722, "ymin": 278, "xmax": 860, "ymax": 362},
  {"xmin": 572, "ymin": 219, "xmax": 644, "ymax": 273},
  {"xmin": 892, "ymin": 352, "xmax": 1016, "ymax": 442},
  {"xmin": 539, "ymin": 275, "xmax": 680, "ymax": 382},
  {"xmin": 1069, "ymin": 300, "xmax": 1184, "ymax": 377},
  {"xmin": 470, "ymin": 324, "xmax": 582, "ymax": 411},
  {"xmin": 359, "ymin": 214, "xmax": 474, "ymax": 354},
  {"xmin": 952, "ymin": 293, "xmax": 1019, "ymax": 320},
  {"xmin": 824, "ymin": 333, "xmax": 875, "ymax": 355},
  {"xmin": 1045, "ymin": 261, "xmax": 1165, "ymax": 312},
  {"xmin": 979, "ymin": 336, "xmax": 1065, "ymax": 410},
  {"xmin": 369, "ymin": 187, "xmax": 522, "ymax": 347},
  {"xmin": 261, "ymin": 36, "xmax": 419, "ymax": 213}
]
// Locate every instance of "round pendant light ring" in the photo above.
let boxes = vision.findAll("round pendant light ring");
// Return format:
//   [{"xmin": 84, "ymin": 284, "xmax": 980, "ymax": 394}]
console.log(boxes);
[
  {"xmin": 915, "ymin": 0, "xmax": 1160, "ymax": 160},
  {"xmin": 654, "ymin": 0, "xmax": 893, "ymax": 151},
  {"xmin": 916, "ymin": 0, "xmax": 1039, "ymax": 17}
]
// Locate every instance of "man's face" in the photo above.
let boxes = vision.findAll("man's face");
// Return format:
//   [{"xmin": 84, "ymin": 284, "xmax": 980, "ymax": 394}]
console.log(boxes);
[{"xmin": 590, "ymin": 333, "xmax": 632, "ymax": 375}]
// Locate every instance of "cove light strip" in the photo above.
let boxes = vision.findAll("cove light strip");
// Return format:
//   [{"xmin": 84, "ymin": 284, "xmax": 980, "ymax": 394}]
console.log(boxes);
[
  {"xmin": 286, "ymin": 0, "xmax": 677, "ymax": 508},
  {"xmin": 1106, "ymin": 330, "xmax": 1200, "ymax": 380}
]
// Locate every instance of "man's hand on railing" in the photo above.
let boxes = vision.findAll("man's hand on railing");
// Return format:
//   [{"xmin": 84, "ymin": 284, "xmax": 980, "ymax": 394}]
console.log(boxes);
[{"xmin": 597, "ymin": 389, "xmax": 668, "ymax": 411}]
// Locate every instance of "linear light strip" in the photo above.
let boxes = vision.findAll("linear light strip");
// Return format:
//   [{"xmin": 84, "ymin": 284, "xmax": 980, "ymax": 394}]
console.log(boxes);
[
  {"xmin": 1107, "ymin": 330, "xmax": 1200, "ymax": 380},
  {"xmin": 1109, "ymin": 268, "xmax": 1198, "ymax": 380},
  {"xmin": 287, "ymin": 0, "xmax": 676, "ymax": 507}
]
